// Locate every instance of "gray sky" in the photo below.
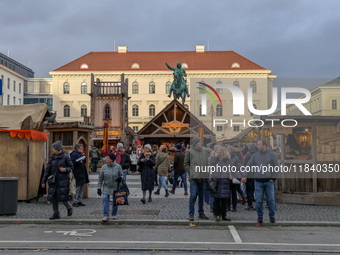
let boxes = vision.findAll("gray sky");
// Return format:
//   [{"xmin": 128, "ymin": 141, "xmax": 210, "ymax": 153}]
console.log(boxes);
[{"xmin": 1, "ymin": 0, "xmax": 339, "ymax": 83}]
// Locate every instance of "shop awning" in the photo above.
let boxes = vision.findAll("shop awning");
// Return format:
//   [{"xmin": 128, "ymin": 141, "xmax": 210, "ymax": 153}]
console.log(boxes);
[{"xmin": 0, "ymin": 129, "xmax": 48, "ymax": 142}]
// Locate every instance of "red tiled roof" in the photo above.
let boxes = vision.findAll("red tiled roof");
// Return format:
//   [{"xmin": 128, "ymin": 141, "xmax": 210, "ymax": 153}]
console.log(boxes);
[{"xmin": 52, "ymin": 51, "xmax": 269, "ymax": 72}]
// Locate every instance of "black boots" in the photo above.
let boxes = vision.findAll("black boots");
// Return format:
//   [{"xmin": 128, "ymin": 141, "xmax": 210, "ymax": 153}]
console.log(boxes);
[
  {"xmin": 165, "ymin": 190, "xmax": 169, "ymax": 197},
  {"xmin": 154, "ymin": 189, "xmax": 160, "ymax": 195},
  {"xmin": 49, "ymin": 214, "xmax": 60, "ymax": 220}
]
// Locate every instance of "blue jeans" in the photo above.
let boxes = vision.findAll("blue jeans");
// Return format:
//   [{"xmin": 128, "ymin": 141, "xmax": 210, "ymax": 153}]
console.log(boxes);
[
  {"xmin": 173, "ymin": 173, "xmax": 187, "ymax": 191},
  {"xmin": 158, "ymin": 176, "xmax": 168, "ymax": 190},
  {"xmin": 92, "ymin": 158, "xmax": 99, "ymax": 172},
  {"xmin": 103, "ymin": 194, "xmax": 118, "ymax": 217},
  {"xmin": 189, "ymin": 181, "xmax": 205, "ymax": 216},
  {"xmin": 123, "ymin": 170, "xmax": 128, "ymax": 183},
  {"xmin": 254, "ymin": 181, "xmax": 275, "ymax": 218}
]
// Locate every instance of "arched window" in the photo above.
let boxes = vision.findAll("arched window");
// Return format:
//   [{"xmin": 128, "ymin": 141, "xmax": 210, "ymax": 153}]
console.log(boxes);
[
  {"xmin": 166, "ymin": 81, "xmax": 171, "ymax": 94},
  {"xmin": 199, "ymin": 83, "xmax": 205, "ymax": 94},
  {"xmin": 63, "ymin": 82, "xmax": 69, "ymax": 94},
  {"xmin": 199, "ymin": 105, "xmax": 204, "ymax": 116},
  {"xmin": 132, "ymin": 104, "xmax": 139, "ymax": 116},
  {"xmin": 216, "ymin": 104, "xmax": 223, "ymax": 116},
  {"xmin": 149, "ymin": 104, "xmax": 155, "ymax": 117},
  {"xmin": 81, "ymin": 105, "xmax": 87, "ymax": 117},
  {"xmin": 233, "ymin": 81, "xmax": 240, "ymax": 88},
  {"xmin": 149, "ymin": 81, "xmax": 155, "ymax": 94},
  {"xmin": 132, "ymin": 81, "xmax": 139, "ymax": 94},
  {"xmin": 216, "ymin": 81, "xmax": 223, "ymax": 94},
  {"xmin": 250, "ymin": 104, "xmax": 257, "ymax": 116},
  {"xmin": 250, "ymin": 81, "xmax": 257, "ymax": 93},
  {"xmin": 81, "ymin": 82, "xmax": 87, "ymax": 94},
  {"xmin": 104, "ymin": 104, "xmax": 111, "ymax": 119},
  {"xmin": 184, "ymin": 104, "xmax": 189, "ymax": 110},
  {"xmin": 64, "ymin": 105, "xmax": 70, "ymax": 117}
]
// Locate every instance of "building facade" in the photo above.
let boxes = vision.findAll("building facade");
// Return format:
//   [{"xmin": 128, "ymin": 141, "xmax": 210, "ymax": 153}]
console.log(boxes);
[
  {"xmin": 0, "ymin": 52, "xmax": 34, "ymax": 106},
  {"xmin": 277, "ymin": 77, "xmax": 340, "ymax": 116},
  {"xmin": 24, "ymin": 78, "xmax": 53, "ymax": 110},
  {"xmin": 50, "ymin": 46, "xmax": 276, "ymax": 140}
]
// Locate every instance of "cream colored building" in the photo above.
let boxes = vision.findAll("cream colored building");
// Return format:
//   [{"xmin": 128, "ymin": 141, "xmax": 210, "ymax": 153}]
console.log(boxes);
[
  {"xmin": 277, "ymin": 77, "xmax": 340, "ymax": 116},
  {"xmin": 50, "ymin": 45, "xmax": 276, "ymax": 140}
]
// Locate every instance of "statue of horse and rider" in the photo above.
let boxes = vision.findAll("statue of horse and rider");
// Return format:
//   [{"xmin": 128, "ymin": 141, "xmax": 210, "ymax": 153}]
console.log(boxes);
[{"xmin": 166, "ymin": 62, "xmax": 190, "ymax": 105}]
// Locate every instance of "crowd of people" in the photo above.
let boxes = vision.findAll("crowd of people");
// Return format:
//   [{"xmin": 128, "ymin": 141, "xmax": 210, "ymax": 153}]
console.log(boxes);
[{"xmin": 41, "ymin": 138, "xmax": 279, "ymax": 224}]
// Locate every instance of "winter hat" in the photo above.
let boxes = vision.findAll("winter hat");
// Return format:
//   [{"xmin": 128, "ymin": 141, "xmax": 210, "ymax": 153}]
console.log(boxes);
[
  {"xmin": 52, "ymin": 140, "xmax": 62, "ymax": 151},
  {"xmin": 228, "ymin": 146, "xmax": 235, "ymax": 153},
  {"xmin": 144, "ymin": 144, "xmax": 152, "ymax": 152},
  {"xmin": 107, "ymin": 153, "xmax": 116, "ymax": 162},
  {"xmin": 117, "ymin": 143, "xmax": 123, "ymax": 150},
  {"xmin": 214, "ymin": 145, "xmax": 221, "ymax": 151},
  {"xmin": 191, "ymin": 137, "xmax": 201, "ymax": 147},
  {"xmin": 175, "ymin": 143, "xmax": 182, "ymax": 150}
]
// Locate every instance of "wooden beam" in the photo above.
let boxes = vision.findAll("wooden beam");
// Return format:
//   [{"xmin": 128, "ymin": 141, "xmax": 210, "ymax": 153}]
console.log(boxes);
[
  {"xmin": 163, "ymin": 113, "xmax": 169, "ymax": 123},
  {"xmin": 181, "ymin": 112, "xmax": 187, "ymax": 123},
  {"xmin": 151, "ymin": 122, "xmax": 172, "ymax": 135}
]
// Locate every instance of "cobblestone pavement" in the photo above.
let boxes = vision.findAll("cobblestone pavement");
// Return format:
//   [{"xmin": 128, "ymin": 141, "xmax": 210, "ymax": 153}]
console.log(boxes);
[{"xmin": 2, "ymin": 172, "xmax": 340, "ymax": 222}]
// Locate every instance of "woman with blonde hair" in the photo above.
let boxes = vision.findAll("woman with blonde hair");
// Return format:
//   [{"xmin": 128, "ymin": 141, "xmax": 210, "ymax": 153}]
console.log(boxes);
[
  {"xmin": 154, "ymin": 145, "xmax": 171, "ymax": 197},
  {"xmin": 209, "ymin": 146, "xmax": 232, "ymax": 221}
]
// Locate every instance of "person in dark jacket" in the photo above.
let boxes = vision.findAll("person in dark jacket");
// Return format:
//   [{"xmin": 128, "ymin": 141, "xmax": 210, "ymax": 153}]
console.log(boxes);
[
  {"xmin": 138, "ymin": 144, "xmax": 156, "ymax": 203},
  {"xmin": 90, "ymin": 146, "xmax": 101, "ymax": 172},
  {"xmin": 210, "ymin": 146, "xmax": 232, "ymax": 221},
  {"xmin": 116, "ymin": 143, "xmax": 131, "ymax": 183},
  {"xmin": 41, "ymin": 140, "xmax": 74, "ymax": 220},
  {"xmin": 169, "ymin": 143, "xmax": 188, "ymax": 195},
  {"xmin": 227, "ymin": 146, "xmax": 244, "ymax": 212},
  {"xmin": 70, "ymin": 144, "xmax": 89, "ymax": 207},
  {"xmin": 244, "ymin": 144, "xmax": 258, "ymax": 210},
  {"xmin": 241, "ymin": 139, "xmax": 279, "ymax": 224}
]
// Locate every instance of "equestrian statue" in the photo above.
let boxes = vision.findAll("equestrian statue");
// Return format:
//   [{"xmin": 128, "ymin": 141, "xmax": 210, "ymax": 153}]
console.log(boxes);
[{"xmin": 166, "ymin": 62, "xmax": 190, "ymax": 105}]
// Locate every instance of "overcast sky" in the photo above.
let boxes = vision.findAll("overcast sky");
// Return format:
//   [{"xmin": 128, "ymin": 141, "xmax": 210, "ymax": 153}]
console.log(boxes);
[{"xmin": 1, "ymin": 0, "xmax": 339, "ymax": 84}]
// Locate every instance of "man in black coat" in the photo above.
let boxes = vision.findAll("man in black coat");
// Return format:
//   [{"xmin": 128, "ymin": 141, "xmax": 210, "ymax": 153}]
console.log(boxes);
[
  {"xmin": 70, "ymin": 144, "xmax": 89, "ymax": 207},
  {"xmin": 41, "ymin": 140, "xmax": 74, "ymax": 220}
]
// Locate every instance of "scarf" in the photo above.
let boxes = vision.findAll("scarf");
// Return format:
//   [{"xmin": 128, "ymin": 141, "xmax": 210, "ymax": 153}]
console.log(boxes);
[
  {"xmin": 116, "ymin": 151, "xmax": 124, "ymax": 165},
  {"xmin": 144, "ymin": 151, "xmax": 152, "ymax": 160}
]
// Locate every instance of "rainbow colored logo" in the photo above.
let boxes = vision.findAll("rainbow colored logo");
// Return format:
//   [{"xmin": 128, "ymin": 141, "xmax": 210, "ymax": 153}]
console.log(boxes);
[{"xmin": 196, "ymin": 82, "xmax": 222, "ymax": 106}]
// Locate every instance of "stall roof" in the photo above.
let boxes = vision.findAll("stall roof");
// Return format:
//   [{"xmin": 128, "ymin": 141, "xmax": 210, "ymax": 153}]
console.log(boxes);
[
  {"xmin": 220, "ymin": 127, "xmax": 259, "ymax": 144},
  {"xmin": 0, "ymin": 103, "xmax": 51, "ymax": 130}
]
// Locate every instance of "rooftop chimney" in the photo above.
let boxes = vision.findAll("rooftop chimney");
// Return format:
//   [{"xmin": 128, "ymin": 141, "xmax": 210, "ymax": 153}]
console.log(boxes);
[
  {"xmin": 118, "ymin": 46, "xmax": 128, "ymax": 53},
  {"xmin": 195, "ymin": 45, "xmax": 205, "ymax": 53}
]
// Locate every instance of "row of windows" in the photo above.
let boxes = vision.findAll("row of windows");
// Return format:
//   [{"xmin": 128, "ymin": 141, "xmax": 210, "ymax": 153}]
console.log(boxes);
[
  {"xmin": 198, "ymin": 104, "xmax": 257, "ymax": 116},
  {"xmin": 199, "ymin": 81, "xmax": 257, "ymax": 94},
  {"xmin": 0, "ymin": 75, "xmax": 22, "ymax": 93},
  {"xmin": 63, "ymin": 104, "xmax": 88, "ymax": 117},
  {"xmin": 131, "ymin": 104, "xmax": 189, "ymax": 117},
  {"xmin": 5, "ymin": 94, "xmax": 21, "ymax": 105},
  {"xmin": 62, "ymin": 80, "xmax": 257, "ymax": 95},
  {"xmin": 63, "ymin": 82, "xmax": 87, "ymax": 94},
  {"xmin": 132, "ymin": 81, "xmax": 174, "ymax": 94},
  {"xmin": 0, "ymin": 55, "xmax": 34, "ymax": 78},
  {"xmin": 215, "ymin": 125, "xmax": 240, "ymax": 132}
]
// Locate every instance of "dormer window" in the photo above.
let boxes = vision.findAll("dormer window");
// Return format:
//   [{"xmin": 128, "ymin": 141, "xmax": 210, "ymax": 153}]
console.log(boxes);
[
  {"xmin": 80, "ymin": 64, "xmax": 88, "ymax": 69},
  {"xmin": 131, "ymin": 63, "xmax": 140, "ymax": 69},
  {"xmin": 231, "ymin": 62, "xmax": 240, "ymax": 68},
  {"xmin": 182, "ymin": 63, "xmax": 188, "ymax": 69}
]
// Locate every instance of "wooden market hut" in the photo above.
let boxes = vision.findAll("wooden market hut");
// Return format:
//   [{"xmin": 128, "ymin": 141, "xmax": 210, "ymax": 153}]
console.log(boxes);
[
  {"xmin": 137, "ymin": 99, "xmax": 216, "ymax": 146},
  {"xmin": 45, "ymin": 121, "xmax": 95, "ymax": 198},
  {"xmin": 260, "ymin": 115, "xmax": 340, "ymax": 205},
  {"xmin": 0, "ymin": 103, "xmax": 51, "ymax": 201}
]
